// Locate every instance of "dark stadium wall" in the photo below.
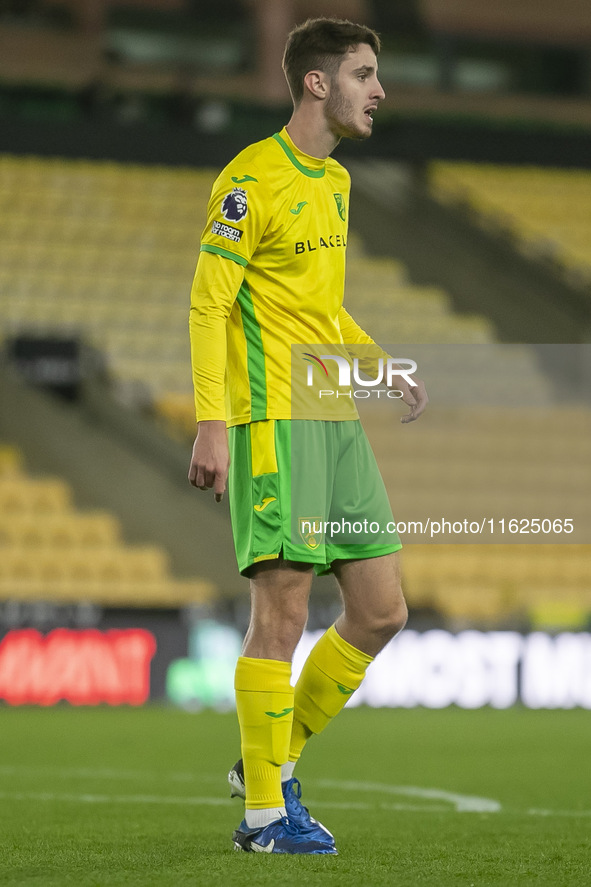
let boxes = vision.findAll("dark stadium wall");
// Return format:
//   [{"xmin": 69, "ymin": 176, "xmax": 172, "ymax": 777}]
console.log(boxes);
[{"xmin": 2, "ymin": 114, "xmax": 591, "ymax": 168}]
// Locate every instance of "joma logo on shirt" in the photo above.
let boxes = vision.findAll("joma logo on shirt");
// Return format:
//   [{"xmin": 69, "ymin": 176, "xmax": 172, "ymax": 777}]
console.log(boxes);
[{"xmin": 295, "ymin": 234, "xmax": 347, "ymax": 254}]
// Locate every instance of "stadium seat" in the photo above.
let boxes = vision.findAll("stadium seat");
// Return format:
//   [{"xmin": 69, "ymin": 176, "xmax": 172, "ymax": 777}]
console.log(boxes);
[
  {"xmin": 1, "ymin": 151, "xmax": 508, "ymax": 430},
  {"xmin": 0, "ymin": 477, "xmax": 71, "ymax": 513},
  {"xmin": 0, "ymin": 443, "xmax": 214, "ymax": 607},
  {"xmin": 0, "ymin": 512, "xmax": 121, "ymax": 548},
  {"xmin": 0, "ymin": 444, "xmax": 23, "ymax": 475},
  {"xmin": 430, "ymin": 162, "xmax": 591, "ymax": 278},
  {"xmin": 2, "ymin": 153, "xmax": 590, "ymax": 624}
]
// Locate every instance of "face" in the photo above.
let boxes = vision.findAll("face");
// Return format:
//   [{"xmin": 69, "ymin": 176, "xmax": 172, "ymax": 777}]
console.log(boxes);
[{"xmin": 324, "ymin": 43, "xmax": 385, "ymax": 141}]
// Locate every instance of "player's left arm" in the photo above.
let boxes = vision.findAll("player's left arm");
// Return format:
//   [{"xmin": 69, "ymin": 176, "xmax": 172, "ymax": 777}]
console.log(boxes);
[{"xmin": 338, "ymin": 306, "xmax": 428, "ymax": 423}]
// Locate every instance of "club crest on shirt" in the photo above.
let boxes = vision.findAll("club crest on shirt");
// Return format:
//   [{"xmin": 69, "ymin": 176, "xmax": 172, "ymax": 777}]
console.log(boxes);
[
  {"xmin": 221, "ymin": 187, "xmax": 248, "ymax": 222},
  {"xmin": 333, "ymin": 192, "xmax": 346, "ymax": 221}
]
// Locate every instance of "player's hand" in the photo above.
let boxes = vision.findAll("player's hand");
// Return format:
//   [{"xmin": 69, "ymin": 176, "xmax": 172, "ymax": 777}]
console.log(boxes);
[
  {"xmin": 397, "ymin": 376, "xmax": 428, "ymax": 424},
  {"xmin": 188, "ymin": 420, "xmax": 230, "ymax": 502}
]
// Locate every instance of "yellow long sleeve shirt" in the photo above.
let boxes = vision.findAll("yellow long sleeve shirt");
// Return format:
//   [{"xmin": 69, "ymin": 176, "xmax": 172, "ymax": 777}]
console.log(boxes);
[{"xmin": 189, "ymin": 127, "xmax": 383, "ymax": 426}]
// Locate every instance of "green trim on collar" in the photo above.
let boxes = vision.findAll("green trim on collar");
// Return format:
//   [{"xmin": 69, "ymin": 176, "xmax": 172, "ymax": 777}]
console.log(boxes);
[{"xmin": 272, "ymin": 133, "xmax": 326, "ymax": 178}]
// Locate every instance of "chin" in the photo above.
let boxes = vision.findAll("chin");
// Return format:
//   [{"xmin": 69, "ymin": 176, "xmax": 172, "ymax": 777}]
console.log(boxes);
[
  {"xmin": 337, "ymin": 120, "xmax": 371, "ymax": 141},
  {"xmin": 332, "ymin": 118, "xmax": 373, "ymax": 141},
  {"xmin": 349, "ymin": 127, "xmax": 372, "ymax": 141},
  {"xmin": 355, "ymin": 118, "xmax": 374, "ymax": 139}
]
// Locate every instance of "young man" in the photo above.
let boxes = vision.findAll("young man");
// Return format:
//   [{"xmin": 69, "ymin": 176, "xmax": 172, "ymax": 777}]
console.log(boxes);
[{"xmin": 188, "ymin": 18, "xmax": 427, "ymax": 854}]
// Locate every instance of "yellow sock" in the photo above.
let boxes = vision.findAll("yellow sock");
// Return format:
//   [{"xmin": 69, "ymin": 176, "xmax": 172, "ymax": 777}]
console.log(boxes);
[
  {"xmin": 289, "ymin": 625, "xmax": 373, "ymax": 763},
  {"xmin": 234, "ymin": 656, "xmax": 294, "ymax": 810}
]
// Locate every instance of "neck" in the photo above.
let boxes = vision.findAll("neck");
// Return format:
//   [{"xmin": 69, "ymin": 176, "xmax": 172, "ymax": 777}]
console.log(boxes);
[{"xmin": 285, "ymin": 106, "xmax": 340, "ymax": 159}]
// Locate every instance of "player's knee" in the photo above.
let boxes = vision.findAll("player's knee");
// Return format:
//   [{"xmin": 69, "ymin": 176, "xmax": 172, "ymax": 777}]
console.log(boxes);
[
  {"xmin": 390, "ymin": 596, "xmax": 408, "ymax": 636},
  {"xmin": 366, "ymin": 595, "xmax": 408, "ymax": 646},
  {"xmin": 252, "ymin": 598, "xmax": 308, "ymax": 653},
  {"xmin": 274, "ymin": 608, "xmax": 308, "ymax": 650},
  {"xmin": 379, "ymin": 601, "xmax": 407, "ymax": 641}
]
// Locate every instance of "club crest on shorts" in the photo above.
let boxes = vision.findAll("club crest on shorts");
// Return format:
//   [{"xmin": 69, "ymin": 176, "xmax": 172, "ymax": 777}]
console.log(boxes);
[
  {"xmin": 221, "ymin": 187, "xmax": 248, "ymax": 222},
  {"xmin": 298, "ymin": 517, "xmax": 323, "ymax": 550}
]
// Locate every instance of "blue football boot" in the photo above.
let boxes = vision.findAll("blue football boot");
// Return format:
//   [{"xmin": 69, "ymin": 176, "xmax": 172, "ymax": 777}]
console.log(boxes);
[
  {"xmin": 228, "ymin": 759, "xmax": 337, "ymax": 852},
  {"xmin": 282, "ymin": 776, "xmax": 336, "ymax": 847},
  {"xmin": 232, "ymin": 815, "xmax": 337, "ymax": 854}
]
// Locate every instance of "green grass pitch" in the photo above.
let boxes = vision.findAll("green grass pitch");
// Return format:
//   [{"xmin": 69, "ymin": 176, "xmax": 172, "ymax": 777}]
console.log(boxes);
[{"xmin": 1, "ymin": 706, "xmax": 590, "ymax": 886}]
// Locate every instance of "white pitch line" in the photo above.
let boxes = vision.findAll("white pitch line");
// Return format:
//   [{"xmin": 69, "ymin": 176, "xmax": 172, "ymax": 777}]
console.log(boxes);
[
  {"xmin": 0, "ymin": 765, "xmax": 205, "ymax": 782},
  {"xmin": 0, "ymin": 766, "xmax": 499, "ymax": 813},
  {"xmin": 4, "ymin": 789, "xmax": 591, "ymax": 819},
  {"xmin": 527, "ymin": 808, "xmax": 591, "ymax": 818},
  {"xmin": 0, "ymin": 791, "xmax": 232, "ymax": 807},
  {"xmin": 315, "ymin": 779, "xmax": 501, "ymax": 813},
  {"xmin": 0, "ymin": 765, "xmax": 498, "ymax": 809},
  {"xmin": 3, "ymin": 766, "xmax": 589, "ymax": 819},
  {"xmin": 0, "ymin": 790, "xmax": 451, "ymax": 814}
]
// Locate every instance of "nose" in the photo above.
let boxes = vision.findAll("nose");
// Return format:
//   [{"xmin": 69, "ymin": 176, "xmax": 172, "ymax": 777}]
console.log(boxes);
[{"xmin": 372, "ymin": 76, "xmax": 385, "ymax": 102}]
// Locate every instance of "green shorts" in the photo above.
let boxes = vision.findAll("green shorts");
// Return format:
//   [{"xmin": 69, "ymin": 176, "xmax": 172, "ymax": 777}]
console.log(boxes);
[{"xmin": 227, "ymin": 419, "xmax": 401, "ymax": 575}]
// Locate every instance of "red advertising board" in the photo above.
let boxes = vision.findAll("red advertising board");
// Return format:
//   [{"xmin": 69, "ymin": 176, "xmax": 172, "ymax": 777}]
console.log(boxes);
[{"xmin": 0, "ymin": 628, "xmax": 156, "ymax": 705}]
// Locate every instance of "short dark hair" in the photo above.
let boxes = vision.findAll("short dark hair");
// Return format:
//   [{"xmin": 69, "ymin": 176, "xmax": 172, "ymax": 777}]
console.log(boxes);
[{"xmin": 282, "ymin": 18, "xmax": 381, "ymax": 104}]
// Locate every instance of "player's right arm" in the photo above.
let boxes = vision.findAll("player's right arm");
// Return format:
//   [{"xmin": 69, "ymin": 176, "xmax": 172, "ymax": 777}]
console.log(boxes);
[
  {"xmin": 187, "ymin": 250, "xmax": 244, "ymax": 500},
  {"xmin": 187, "ymin": 152, "xmax": 271, "ymax": 499}
]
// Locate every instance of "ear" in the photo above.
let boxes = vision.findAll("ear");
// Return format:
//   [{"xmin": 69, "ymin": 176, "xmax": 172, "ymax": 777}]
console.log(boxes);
[{"xmin": 303, "ymin": 70, "xmax": 329, "ymax": 101}]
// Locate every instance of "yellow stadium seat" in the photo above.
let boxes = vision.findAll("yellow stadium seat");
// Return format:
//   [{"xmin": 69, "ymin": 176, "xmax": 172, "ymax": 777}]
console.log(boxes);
[
  {"xmin": 430, "ymin": 162, "xmax": 591, "ymax": 276},
  {"xmin": 0, "ymin": 445, "xmax": 23, "ymax": 476},
  {"xmin": 0, "ymin": 447, "xmax": 213, "ymax": 607},
  {"xmin": 0, "ymin": 477, "xmax": 71, "ymax": 513}
]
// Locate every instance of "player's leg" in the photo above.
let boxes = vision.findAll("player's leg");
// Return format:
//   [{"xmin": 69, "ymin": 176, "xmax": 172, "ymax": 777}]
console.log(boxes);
[
  {"xmin": 233, "ymin": 558, "xmax": 335, "ymax": 852},
  {"xmin": 288, "ymin": 419, "xmax": 405, "ymax": 763},
  {"xmin": 334, "ymin": 551, "xmax": 408, "ymax": 656},
  {"xmin": 288, "ymin": 552, "xmax": 407, "ymax": 764},
  {"xmin": 236, "ymin": 558, "xmax": 311, "ymax": 823},
  {"xmin": 241, "ymin": 558, "xmax": 312, "ymax": 660},
  {"xmin": 226, "ymin": 418, "xmax": 309, "ymax": 826},
  {"xmin": 229, "ymin": 418, "xmax": 338, "ymax": 850}
]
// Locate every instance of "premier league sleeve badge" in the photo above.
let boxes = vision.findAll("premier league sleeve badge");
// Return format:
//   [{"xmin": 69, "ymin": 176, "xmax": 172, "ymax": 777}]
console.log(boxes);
[{"xmin": 221, "ymin": 187, "xmax": 248, "ymax": 222}]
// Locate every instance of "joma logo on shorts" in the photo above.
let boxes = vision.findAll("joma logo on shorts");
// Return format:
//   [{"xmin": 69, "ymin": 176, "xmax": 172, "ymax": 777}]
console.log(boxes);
[{"xmin": 254, "ymin": 497, "xmax": 276, "ymax": 512}]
